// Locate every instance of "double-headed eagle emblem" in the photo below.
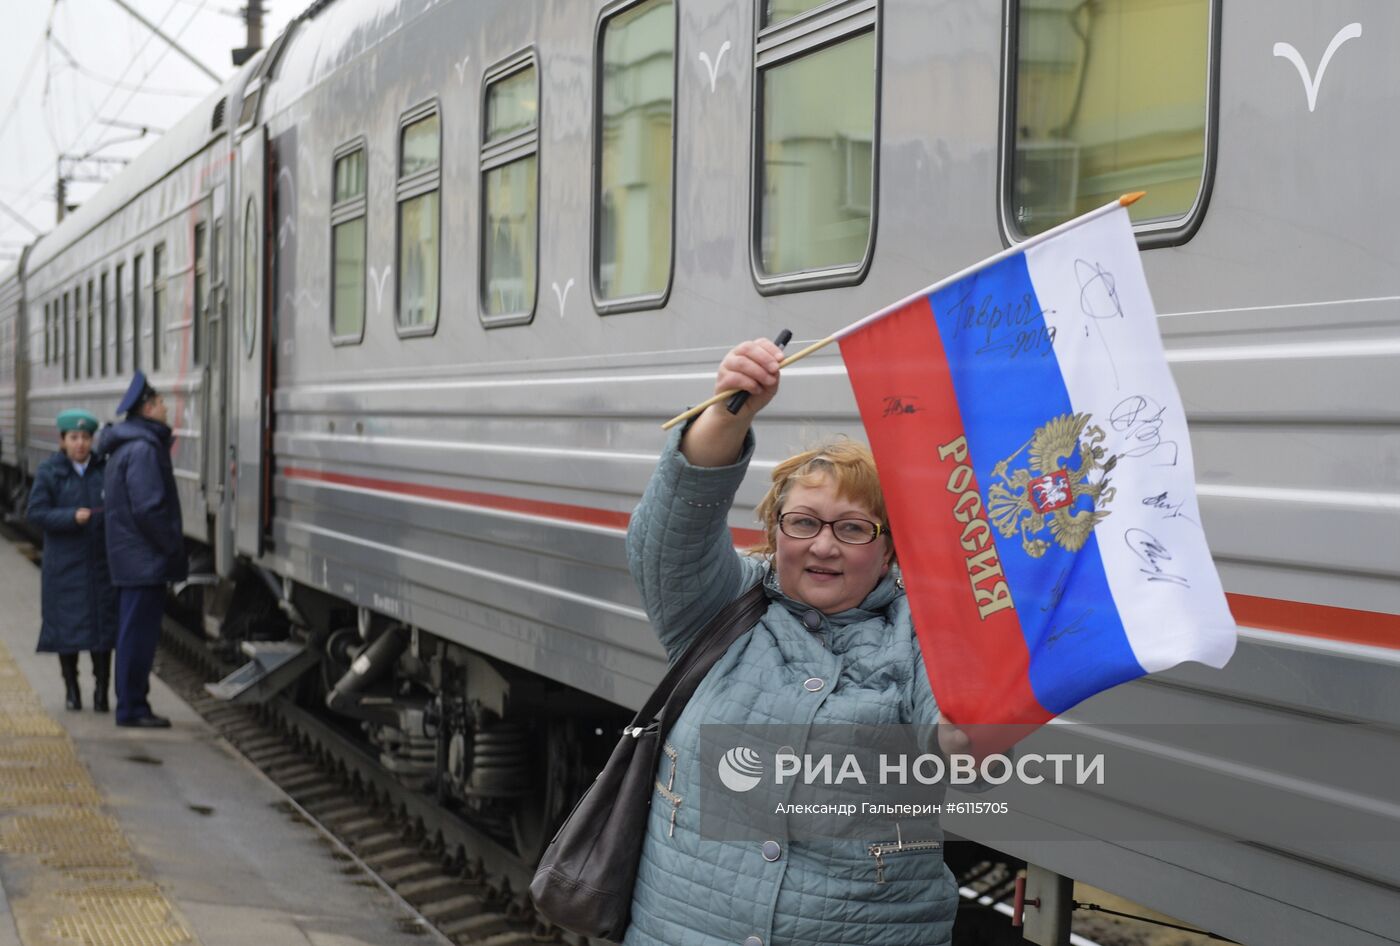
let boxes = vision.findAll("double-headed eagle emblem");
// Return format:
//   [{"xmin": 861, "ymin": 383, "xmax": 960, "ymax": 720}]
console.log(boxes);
[{"xmin": 987, "ymin": 413, "xmax": 1117, "ymax": 558}]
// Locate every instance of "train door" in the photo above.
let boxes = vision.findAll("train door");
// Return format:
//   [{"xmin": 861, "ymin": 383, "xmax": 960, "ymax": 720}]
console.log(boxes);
[
  {"xmin": 206, "ymin": 184, "xmax": 234, "ymax": 576},
  {"xmin": 234, "ymin": 126, "xmax": 272, "ymax": 557}
]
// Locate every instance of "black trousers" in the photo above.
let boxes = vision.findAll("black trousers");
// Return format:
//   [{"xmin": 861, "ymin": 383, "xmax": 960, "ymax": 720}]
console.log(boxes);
[{"xmin": 116, "ymin": 586, "xmax": 163, "ymax": 723}]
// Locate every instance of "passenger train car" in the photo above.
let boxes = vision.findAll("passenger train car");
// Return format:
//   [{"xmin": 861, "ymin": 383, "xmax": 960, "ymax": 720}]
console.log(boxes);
[{"xmin": 2, "ymin": 0, "xmax": 1396, "ymax": 943}]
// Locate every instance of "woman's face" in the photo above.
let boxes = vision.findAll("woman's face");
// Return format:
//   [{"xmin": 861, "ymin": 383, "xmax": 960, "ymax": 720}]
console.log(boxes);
[
  {"xmin": 774, "ymin": 474, "xmax": 892, "ymax": 615},
  {"xmin": 61, "ymin": 430, "xmax": 92, "ymax": 464}
]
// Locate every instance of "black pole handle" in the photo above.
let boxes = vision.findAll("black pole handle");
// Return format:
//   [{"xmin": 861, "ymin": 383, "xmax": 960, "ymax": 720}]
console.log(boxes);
[{"xmin": 725, "ymin": 329, "xmax": 793, "ymax": 415}]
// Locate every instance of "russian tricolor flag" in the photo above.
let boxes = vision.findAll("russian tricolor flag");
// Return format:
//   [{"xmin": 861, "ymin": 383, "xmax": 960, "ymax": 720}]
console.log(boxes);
[{"xmin": 839, "ymin": 201, "xmax": 1237, "ymax": 729}]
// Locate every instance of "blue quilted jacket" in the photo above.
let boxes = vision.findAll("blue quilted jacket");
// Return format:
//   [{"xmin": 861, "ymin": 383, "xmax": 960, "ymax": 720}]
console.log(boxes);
[{"xmin": 623, "ymin": 427, "xmax": 957, "ymax": 946}]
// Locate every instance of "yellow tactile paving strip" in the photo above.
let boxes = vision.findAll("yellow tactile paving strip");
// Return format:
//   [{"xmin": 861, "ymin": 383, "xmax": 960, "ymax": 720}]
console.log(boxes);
[{"xmin": 0, "ymin": 642, "xmax": 198, "ymax": 946}]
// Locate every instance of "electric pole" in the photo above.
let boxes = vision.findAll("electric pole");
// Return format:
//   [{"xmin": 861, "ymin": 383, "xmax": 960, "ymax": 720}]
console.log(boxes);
[{"xmin": 233, "ymin": 2, "xmax": 266, "ymax": 67}]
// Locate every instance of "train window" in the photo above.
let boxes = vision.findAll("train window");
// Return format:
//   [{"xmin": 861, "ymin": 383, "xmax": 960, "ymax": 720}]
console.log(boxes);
[
  {"xmin": 242, "ymin": 203, "xmax": 258, "ymax": 357},
  {"xmin": 100, "ymin": 272, "xmax": 109, "ymax": 376},
  {"xmin": 1003, "ymin": 0, "xmax": 1214, "ymax": 241},
  {"xmin": 42, "ymin": 304, "xmax": 49, "ymax": 366},
  {"xmin": 115, "ymin": 264, "xmax": 124, "ymax": 375},
  {"xmin": 86, "ymin": 279, "xmax": 95, "ymax": 378},
  {"xmin": 332, "ymin": 142, "xmax": 367, "ymax": 344},
  {"xmin": 194, "ymin": 223, "xmax": 208, "ymax": 364},
  {"xmin": 480, "ymin": 54, "xmax": 539, "ymax": 325},
  {"xmin": 71, "ymin": 289, "xmax": 81, "ymax": 381},
  {"xmin": 592, "ymin": 0, "xmax": 676, "ymax": 312},
  {"xmin": 212, "ymin": 220, "xmax": 223, "ymax": 284},
  {"xmin": 152, "ymin": 244, "xmax": 165, "ymax": 371},
  {"xmin": 752, "ymin": 1, "xmax": 878, "ymax": 292},
  {"xmin": 132, "ymin": 254, "xmax": 143, "ymax": 371},
  {"xmin": 61, "ymin": 293, "xmax": 69, "ymax": 381},
  {"xmin": 396, "ymin": 106, "xmax": 440, "ymax": 335}
]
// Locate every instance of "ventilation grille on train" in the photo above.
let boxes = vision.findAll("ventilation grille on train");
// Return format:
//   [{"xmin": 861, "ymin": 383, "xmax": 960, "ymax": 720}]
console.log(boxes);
[{"xmin": 211, "ymin": 97, "xmax": 227, "ymax": 132}]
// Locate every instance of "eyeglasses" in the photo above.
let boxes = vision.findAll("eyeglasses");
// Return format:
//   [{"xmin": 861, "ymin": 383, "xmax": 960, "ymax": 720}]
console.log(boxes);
[{"xmin": 777, "ymin": 512, "xmax": 885, "ymax": 546}]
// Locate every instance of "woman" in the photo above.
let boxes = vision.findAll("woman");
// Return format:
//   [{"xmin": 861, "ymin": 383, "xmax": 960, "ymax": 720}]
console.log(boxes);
[
  {"xmin": 624, "ymin": 340, "xmax": 968, "ymax": 946},
  {"xmin": 27, "ymin": 409, "xmax": 118, "ymax": 712}
]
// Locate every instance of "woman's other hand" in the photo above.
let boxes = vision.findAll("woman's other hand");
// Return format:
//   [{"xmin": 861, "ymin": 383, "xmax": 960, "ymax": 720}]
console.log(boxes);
[
  {"xmin": 681, "ymin": 338, "xmax": 786, "ymax": 468},
  {"xmin": 74, "ymin": 508, "xmax": 92, "ymax": 525},
  {"xmin": 937, "ymin": 720, "xmax": 971, "ymax": 758},
  {"xmin": 715, "ymin": 338, "xmax": 785, "ymax": 417}
]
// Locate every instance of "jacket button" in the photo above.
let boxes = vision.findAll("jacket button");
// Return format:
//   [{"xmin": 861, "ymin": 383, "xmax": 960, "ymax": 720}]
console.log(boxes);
[
  {"xmin": 803, "ymin": 677, "xmax": 824, "ymax": 692},
  {"xmin": 801, "ymin": 609, "xmax": 822, "ymax": 630},
  {"xmin": 744, "ymin": 938, "xmax": 763, "ymax": 946},
  {"xmin": 761, "ymin": 840, "xmax": 781, "ymax": 862}
]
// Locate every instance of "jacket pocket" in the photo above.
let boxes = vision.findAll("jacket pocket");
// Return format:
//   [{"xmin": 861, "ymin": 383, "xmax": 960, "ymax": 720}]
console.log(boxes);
[{"xmin": 867, "ymin": 838, "xmax": 943, "ymax": 884}]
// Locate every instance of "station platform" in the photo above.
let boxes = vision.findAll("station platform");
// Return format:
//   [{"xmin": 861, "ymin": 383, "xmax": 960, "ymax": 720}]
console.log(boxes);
[{"xmin": 0, "ymin": 537, "xmax": 441, "ymax": 946}]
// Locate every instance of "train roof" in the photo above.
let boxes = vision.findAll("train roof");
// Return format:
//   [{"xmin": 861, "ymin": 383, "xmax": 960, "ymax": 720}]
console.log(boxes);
[{"xmin": 259, "ymin": 0, "xmax": 409, "ymax": 119}]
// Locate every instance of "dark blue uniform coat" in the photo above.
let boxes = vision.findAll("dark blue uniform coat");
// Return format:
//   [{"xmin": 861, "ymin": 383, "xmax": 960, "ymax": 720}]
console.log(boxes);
[
  {"xmin": 95, "ymin": 417, "xmax": 187, "ymax": 586},
  {"xmin": 26, "ymin": 452, "xmax": 119, "ymax": 653}
]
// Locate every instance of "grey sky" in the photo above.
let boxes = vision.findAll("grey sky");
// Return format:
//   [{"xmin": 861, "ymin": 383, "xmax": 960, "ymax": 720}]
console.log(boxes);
[{"xmin": 0, "ymin": 0, "xmax": 296, "ymax": 263}]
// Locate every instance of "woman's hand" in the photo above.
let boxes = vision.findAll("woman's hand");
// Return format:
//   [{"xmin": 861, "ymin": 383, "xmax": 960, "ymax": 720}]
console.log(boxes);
[
  {"xmin": 715, "ymin": 338, "xmax": 785, "ymax": 417},
  {"xmin": 74, "ymin": 508, "xmax": 92, "ymax": 525},
  {"xmin": 681, "ymin": 338, "xmax": 786, "ymax": 468}
]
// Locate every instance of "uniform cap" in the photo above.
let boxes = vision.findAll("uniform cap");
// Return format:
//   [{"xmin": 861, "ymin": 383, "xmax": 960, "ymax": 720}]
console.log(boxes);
[
  {"xmin": 116, "ymin": 371, "xmax": 157, "ymax": 415},
  {"xmin": 56, "ymin": 409, "xmax": 99, "ymax": 435}
]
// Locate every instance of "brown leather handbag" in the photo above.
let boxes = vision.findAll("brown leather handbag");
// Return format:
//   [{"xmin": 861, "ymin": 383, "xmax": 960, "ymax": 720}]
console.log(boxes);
[{"xmin": 529, "ymin": 582, "xmax": 768, "ymax": 941}]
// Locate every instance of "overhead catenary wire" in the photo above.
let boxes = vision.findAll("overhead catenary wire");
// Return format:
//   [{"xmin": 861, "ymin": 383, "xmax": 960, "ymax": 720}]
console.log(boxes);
[{"xmin": 0, "ymin": 0, "xmax": 210, "ymax": 245}]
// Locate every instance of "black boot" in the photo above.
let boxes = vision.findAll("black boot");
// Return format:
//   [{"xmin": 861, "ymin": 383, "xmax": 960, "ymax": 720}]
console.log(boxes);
[
  {"xmin": 91, "ymin": 651, "xmax": 111, "ymax": 713},
  {"xmin": 59, "ymin": 654, "xmax": 82, "ymax": 711}
]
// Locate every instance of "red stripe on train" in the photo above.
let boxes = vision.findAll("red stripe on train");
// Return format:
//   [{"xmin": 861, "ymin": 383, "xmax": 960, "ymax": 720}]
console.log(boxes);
[{"xmin": 281, "ymin": 466, "xmax": 1396, "ymax": 650}]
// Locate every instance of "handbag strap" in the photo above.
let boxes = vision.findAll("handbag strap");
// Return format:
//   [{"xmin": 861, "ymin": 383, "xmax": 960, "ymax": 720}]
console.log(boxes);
[{"xmin": 629, "ymin": 581, "xmax": 768, "ymax": 736}]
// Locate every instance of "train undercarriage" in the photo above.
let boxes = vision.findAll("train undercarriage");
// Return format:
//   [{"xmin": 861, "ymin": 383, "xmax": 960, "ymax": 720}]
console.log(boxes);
[{"xmin": 196, "ymin": 562, "xmax": 627, "ymax": 865}]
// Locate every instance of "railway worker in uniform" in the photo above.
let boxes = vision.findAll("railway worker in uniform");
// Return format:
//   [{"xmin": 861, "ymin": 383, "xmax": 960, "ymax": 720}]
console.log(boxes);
[
  {"xmin": 624, "ymin": 338, "xmax": 969, "ymax": 946},
  {"xmin": 26, "ymin": 409, "xmax": 118, "ymax": 712},
  {"xmin": 95, "ymin": 371, "xmax": 186, "ymax": 729}
]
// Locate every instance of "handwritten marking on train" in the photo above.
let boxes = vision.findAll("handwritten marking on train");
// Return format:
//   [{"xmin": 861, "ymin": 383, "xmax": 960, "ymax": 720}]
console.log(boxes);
[
  {"xmin": 369, "ymin": 266, "xmax": 392, "ymax": 313},
  {"xmin": 699, "ymin": 42, "xmax": 731, "ymax": 93},
  {"xmin": 1273, "ymin": 23, "xmax": 1362, "ymax": 112},
  {"xmin": 455, "ymin": 55, "xmax": 472, "ymax": 85},
  {"xmin": 552, "ymin": 278, "xmax": 575, "ymax": 318}
]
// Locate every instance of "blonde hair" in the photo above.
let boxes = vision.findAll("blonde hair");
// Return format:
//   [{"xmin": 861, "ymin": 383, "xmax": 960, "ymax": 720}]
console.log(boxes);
[{"xmin": 750, "ymin": 438, "xmax": 890, "ymax": 558}]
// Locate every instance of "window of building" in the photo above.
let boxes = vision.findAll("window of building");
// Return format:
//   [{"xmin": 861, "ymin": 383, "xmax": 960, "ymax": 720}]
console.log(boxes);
[
  {"xmin": 481, "ymin": 54, "xmax": 539, "ymax": 324},
  {"xmin": 752, "ymin": 0, "xmax": 878, "ymax": 291},
  {"xmin": 194, "ymin": 222, "xmax": 208, "ymax": 364},
  {"xmin": 115, "ymin": 264, "xmax": 125, "ymax": 375},
  {"xmin": 765, "ymin": 0, "xmax": 832, "ymax": 25},
  {"xmin": 593, "ymin": 0, "xmax": 676, "ymax": 311},
  {"xmin": 396, "ymin": 106, "xmax": 440, "ymax": 335},
  {"xmin": 132, "ymin": 254, "xmax": 143, "ymax": 371},
  {"xmin": 1003, "ymin": 0, "xmax": 1214, "ymax": 241},
  {"xmin": 152, "ymin": 244, "xmax": 165, "ymax": 371},
  {"xmin": 332, "ymin": 142, "xmax": 367, "ymax": 343}
]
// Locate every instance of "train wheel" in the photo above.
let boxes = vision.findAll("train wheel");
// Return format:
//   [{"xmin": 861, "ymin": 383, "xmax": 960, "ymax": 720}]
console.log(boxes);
[{"xmin": 511, "ymin": 718, "xmax": 579, "ymax": 865}]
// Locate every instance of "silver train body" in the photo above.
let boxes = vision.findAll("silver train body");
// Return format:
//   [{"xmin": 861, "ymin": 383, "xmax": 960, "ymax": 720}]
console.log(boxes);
[{"xmin": 1, "ymin": 1, "xmax": 1396, "ymax": 943}]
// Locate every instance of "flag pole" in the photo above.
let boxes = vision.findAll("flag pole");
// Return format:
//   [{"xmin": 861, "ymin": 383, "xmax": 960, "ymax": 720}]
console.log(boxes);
[{"xmin": 660, "ymin": 192, "xmax": 1145, "ymax": 431}]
